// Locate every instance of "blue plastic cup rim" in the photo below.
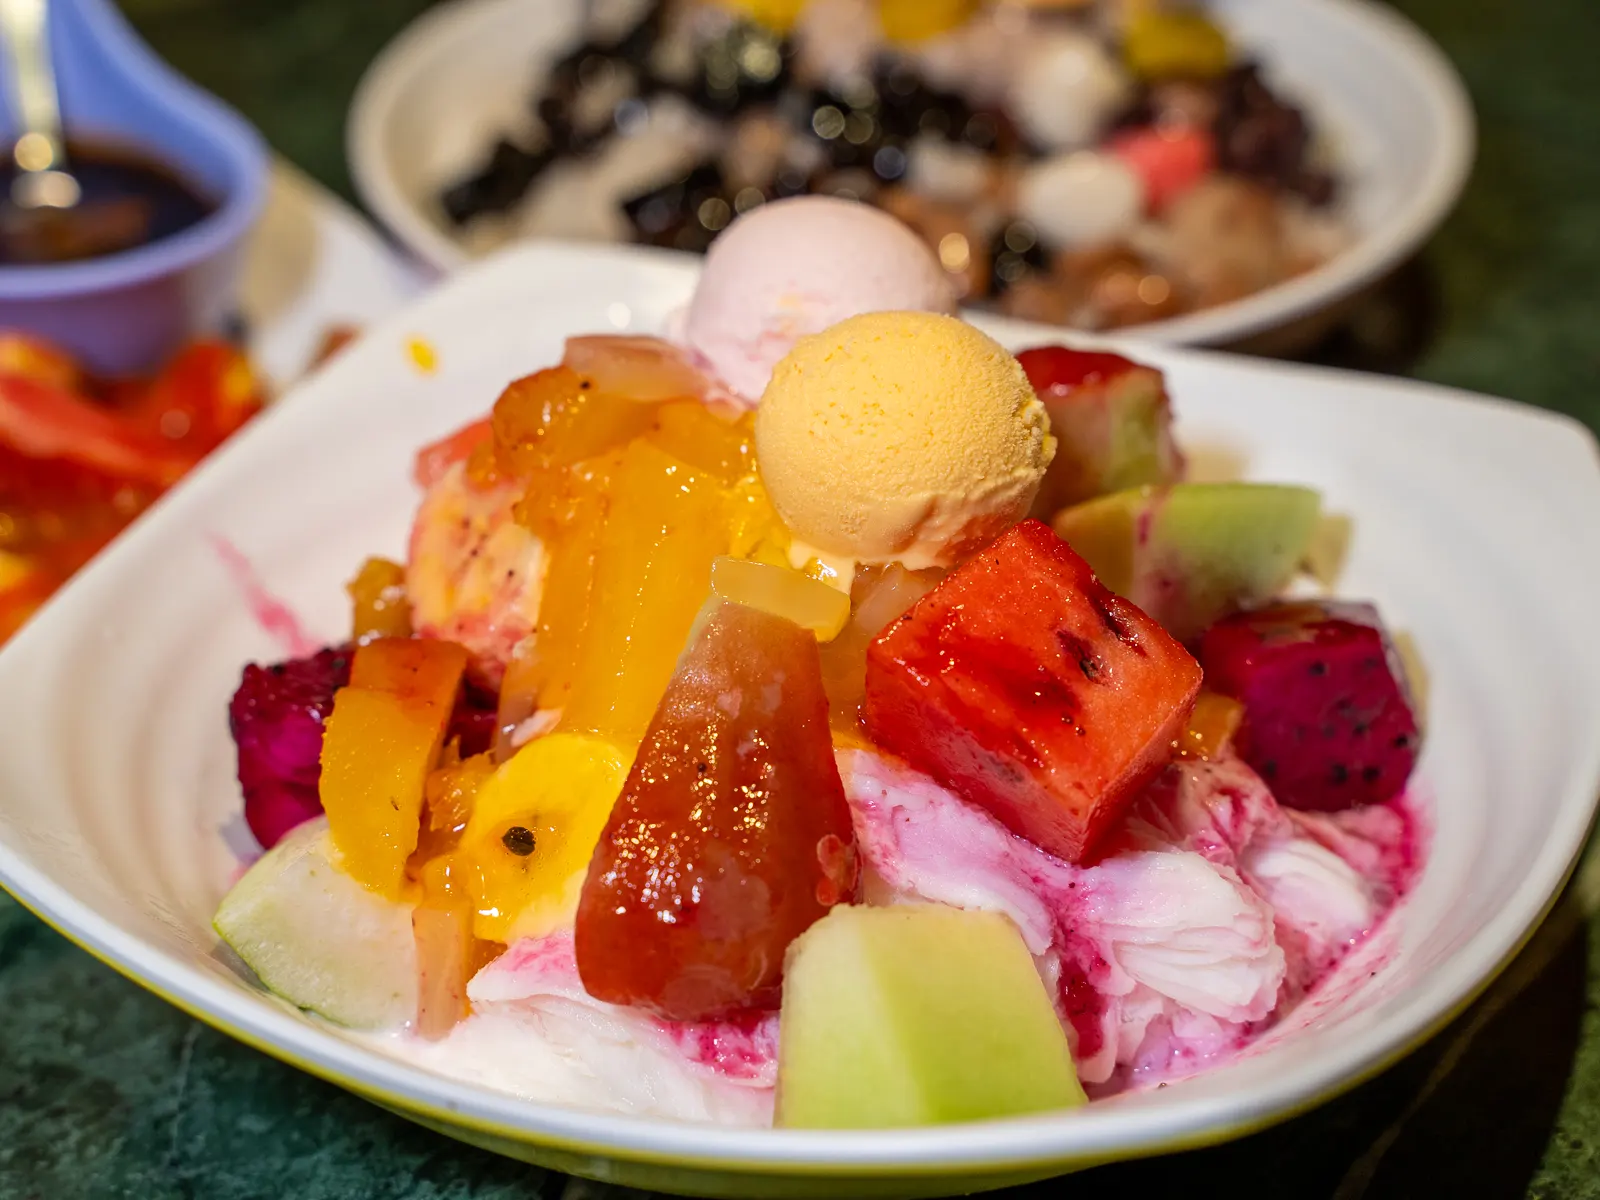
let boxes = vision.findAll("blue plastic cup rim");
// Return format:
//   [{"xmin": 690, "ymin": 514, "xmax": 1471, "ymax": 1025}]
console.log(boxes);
[{"xmin": 0, "ymin": 0, "xmax": 269, "ymax": 303}]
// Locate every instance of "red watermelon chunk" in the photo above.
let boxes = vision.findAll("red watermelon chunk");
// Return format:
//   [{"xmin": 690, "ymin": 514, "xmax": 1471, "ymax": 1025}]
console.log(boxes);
[{"xmin": 863, "ymin": 520, "xmax": 1202, "ymax": 863}]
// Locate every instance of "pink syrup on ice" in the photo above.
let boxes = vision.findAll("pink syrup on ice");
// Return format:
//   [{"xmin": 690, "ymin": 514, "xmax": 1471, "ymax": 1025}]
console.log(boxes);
[
  {"xmin": 840, "ymin": 745, "xmax": 1433, "ymax": 1095},
  {"xmin": 476, "ymin": 932, "xmax": 780, "ymax": 1088},
  {"xmin": 663, "ymin": 1007, "xmax": 779, "ymax": 1085}
]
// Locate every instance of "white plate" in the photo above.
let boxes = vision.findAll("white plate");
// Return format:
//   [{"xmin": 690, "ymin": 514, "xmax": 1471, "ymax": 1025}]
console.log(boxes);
[
  {"xmin": 346, "ymin": 0, "xmax": 1475, "ymax": 349},
  {"xmin": 0, "ymin": 242, "xmax": 1595, "ymax": 1199}
]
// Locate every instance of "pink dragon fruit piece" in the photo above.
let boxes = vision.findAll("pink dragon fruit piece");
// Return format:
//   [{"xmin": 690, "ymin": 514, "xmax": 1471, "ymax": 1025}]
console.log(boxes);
[
  {"xmin": 240, "ymin": 783, "xmax": 326, "ymax": 852},
  {"xmin": 228, "ymin": 646, "xmax": 351, "ymax": 849},
  {"xmin": 1200, "ymin": 601, "xmax": 1421, "ymax": 813}
]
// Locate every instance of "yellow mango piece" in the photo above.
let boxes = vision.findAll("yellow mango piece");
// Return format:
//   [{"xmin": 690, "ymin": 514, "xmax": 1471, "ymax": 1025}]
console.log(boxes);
[
  {"xmin": 1176, "ymin": 692, "xmax": 1245, "ymax": 761},
  {"xmin": 321, "ymin": 689, "xmax": 447, "ymax": 898},
  {"xmin": 711, "ymin": 556, "xmax": 850, "ymax": 641},
  {"xmin": 561, "ymin": 440, "xmax": 731, "ymax": 746},
  {"xmin": 1124, "ymin": 9, "xmax": 1231, "ymax": 81},
  {"xmin": 494, "ymin": 365, "xmax": 656, "ymax": 479},
  {"xmin": 346, "ymin": 556, "xmax": 413, "ymax": 644},
  {"xmin": 645, "ymin": 402, "xmax": 755, "ymax": 486},
  {"xmin": 461, "ymin": 733, "xmax": 633, "ymax": 943},
  {"xmin": 320, "ymin": 638, "xmax": 467, "ymax": 898},
  {"xmin": 728, "ymin": 473, "xmax": 791, "ymax": 565},
  {"xmin": 523, "ymin": 453, "xmax": 617, "ymax": 711},
  {"xmin": 878, "ymin": 0, "xmax": 977, "ymax": 43},
  {"xmin": 349, "ymin": 636, "xmax": 467, "ymax": 708}
]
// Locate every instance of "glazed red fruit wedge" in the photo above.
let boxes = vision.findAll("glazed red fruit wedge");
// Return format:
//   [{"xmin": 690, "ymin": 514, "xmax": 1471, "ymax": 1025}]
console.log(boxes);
[
  {"xmin": 864, "ymin": 520, "xmax": 1203, "ymax": 864},
  {"xmin": 1016, "ymin": 346, "xmax": 1182, "ymax": 513},
  {"xmin": 1200, "ymin": 601, "xmax": 1421, "ymax": 812},
  {"xmin": 576, "ymin": 599, "xmax": 860, "ymax": 1022}
]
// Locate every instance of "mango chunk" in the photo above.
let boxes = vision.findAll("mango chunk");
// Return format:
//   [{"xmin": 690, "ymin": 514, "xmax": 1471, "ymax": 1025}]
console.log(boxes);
[
  {"xmin": 561, "ymin": 440, "xmax": 731, "ymax": 746},
  {"xmin": 319, "ymin": 637, "xmax": 466, "ymax": 897},
  {"xmin": 348, "ymin": 635, "xmax": 467, "ymax": 706},
  {"xmin": 346, "ymin": 557, "xmax": 413, "ymax": 643}
]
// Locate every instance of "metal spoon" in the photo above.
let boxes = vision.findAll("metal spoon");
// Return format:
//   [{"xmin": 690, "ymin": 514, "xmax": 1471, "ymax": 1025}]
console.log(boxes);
[
  {"xmin": 0, "ymin": 0, "xmax": 157, "ymax": 263},
  {"xmin": 0, "ymin": 0, "xmax": 80, "ymax": 211}
]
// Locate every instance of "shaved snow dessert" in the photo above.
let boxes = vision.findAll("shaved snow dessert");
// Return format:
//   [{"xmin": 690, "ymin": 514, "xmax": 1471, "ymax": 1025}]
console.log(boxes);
[
  {"xmin": 840, "ymin": 745, "xmax": 1416, "ymax": 1090},
  {"xmin": 214, "ymin": 196, "xmax": 1426, "ymax": 1131},
  {"xmin": 364, "ymin": 932, "xmax": 778, "ymax": 1125}
]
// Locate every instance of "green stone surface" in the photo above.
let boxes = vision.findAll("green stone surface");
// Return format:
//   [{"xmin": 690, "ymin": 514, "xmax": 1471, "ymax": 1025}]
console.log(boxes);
[{"xmin": 3, "ymin": 0, "xmax": 1599, "ymax": 1196}]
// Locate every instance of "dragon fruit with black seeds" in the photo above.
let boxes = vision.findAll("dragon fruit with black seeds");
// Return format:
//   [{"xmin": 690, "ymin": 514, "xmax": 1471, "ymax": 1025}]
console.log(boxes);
[
  {"xmin": 230, "ymin": 643, "xmax": 506, "ymax": 849},
  {"xmin": 1200, "ymin": 601, "xmax": 1420, "ymax": 812},
  {"xmin": 229, "ymin": 645, "xmax": 352, "ymax": 850}
]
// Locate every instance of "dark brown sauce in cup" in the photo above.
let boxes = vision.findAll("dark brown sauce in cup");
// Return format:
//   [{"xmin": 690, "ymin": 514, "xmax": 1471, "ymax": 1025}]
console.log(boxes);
[{"xmin": 0, "ymin": 138, "xmax": 216, "ymax": 266}]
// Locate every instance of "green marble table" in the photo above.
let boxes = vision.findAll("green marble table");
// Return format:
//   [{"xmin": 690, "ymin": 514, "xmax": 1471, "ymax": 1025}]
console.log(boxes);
[{"xmin": 3, "ymin": 1, "xmax": 1598, "ymax": 1196}]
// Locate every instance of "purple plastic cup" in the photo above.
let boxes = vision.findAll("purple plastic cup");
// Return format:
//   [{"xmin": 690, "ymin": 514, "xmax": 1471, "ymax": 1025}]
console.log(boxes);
[{"xmin": 0, "ymin": 0, "xmax": 268, "ymax": 374}]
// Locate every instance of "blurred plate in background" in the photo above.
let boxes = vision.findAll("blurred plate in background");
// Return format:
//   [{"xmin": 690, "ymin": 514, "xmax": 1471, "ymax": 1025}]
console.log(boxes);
[{"xmin": 347, "ymin": 0, "xmax": 1473, "ymax": 352}]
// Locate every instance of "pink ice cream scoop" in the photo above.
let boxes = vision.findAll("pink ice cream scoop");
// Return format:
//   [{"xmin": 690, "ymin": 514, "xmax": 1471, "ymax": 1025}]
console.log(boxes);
[{"xmin": 681, "ymin": 196, "xmax": 958, "ymax": 400}]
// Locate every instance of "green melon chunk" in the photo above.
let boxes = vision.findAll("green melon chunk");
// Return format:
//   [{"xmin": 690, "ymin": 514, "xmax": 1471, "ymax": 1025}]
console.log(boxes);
[
  {"xmin": 1053, "ymin": 482, "xmax": 1322, "ymax": 642},
  {"xmin": 1035, "ymin": 365, "xmax": 1182, "ymax": 513},
  {"xmin": 776, "ymin": 904, "xmax": 1085, "ymax": 1129},
  {"xmin": 214, "ymin": 817, "xmax": 417, "ymax": 1030}
]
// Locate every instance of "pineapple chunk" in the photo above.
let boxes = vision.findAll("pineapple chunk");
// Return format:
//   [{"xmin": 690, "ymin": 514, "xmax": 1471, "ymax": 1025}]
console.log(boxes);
[
  {"xmin": 561, "ymin": 440, "xmax": 731, "ymax": 746},
  {"xmin": 710, "ymin": 557, "xmax": 850, "ymax": 641}
]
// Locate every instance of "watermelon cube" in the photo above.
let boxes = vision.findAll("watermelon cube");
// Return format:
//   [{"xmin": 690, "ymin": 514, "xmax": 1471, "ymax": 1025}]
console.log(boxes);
[{"xmin": 863, "ymin": 520, "xmax": 1202, "ymax": 863}]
